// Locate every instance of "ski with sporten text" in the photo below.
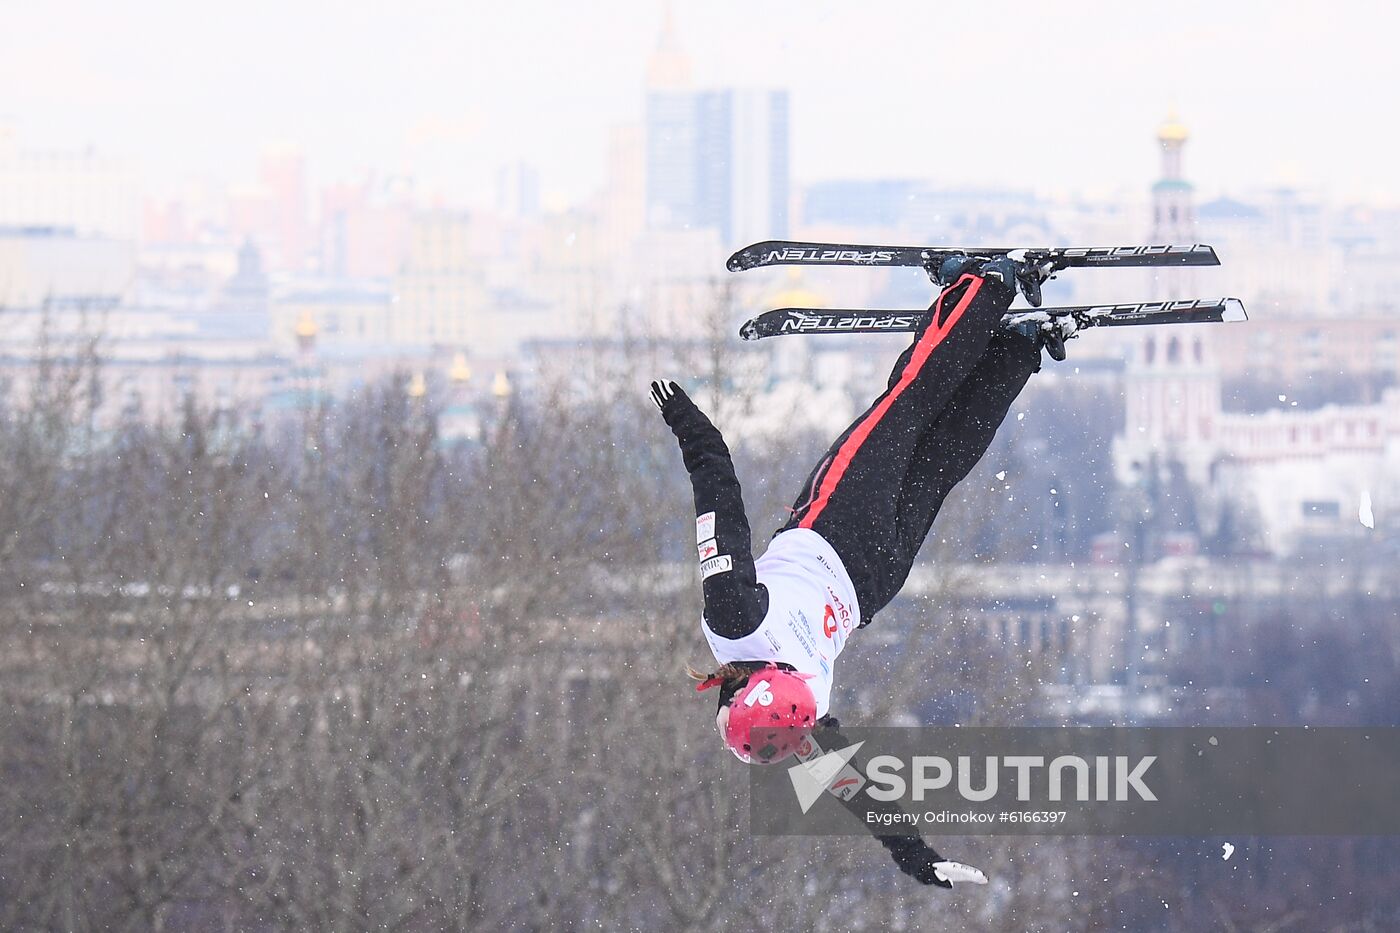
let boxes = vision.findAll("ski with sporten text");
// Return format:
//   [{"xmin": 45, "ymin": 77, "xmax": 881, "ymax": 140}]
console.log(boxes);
[
  {"xmin": 739, "ymin": 298, "xmax": 1248, "ymax": 341},
  {"xmin": 727, "ymin": 240, "xmax": 1220, "ymax": 273}
]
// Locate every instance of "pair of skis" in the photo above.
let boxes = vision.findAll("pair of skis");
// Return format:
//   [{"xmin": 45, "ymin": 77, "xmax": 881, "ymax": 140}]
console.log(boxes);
[{"xmin": 727, "ymin": 240, "xmax": 1247, "ymax": 340}]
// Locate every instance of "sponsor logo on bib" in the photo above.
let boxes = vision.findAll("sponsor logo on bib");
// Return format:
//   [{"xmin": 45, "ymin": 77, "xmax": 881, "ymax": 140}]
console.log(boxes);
[
  {"xmin": 826, "ymin": 587, "xmax": 854, "ymax": 634},
  {"xmin": 695, "ymin": 511, "xmax": 715, "ymax": 544},
  {"xmin": 700, "ymin": 554, "xmax": 732, "ymax": 580}
]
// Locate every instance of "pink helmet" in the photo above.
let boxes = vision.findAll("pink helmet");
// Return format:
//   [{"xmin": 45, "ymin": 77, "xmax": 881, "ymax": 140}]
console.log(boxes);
[{"xmin": 698, "ymin": 665, "xmax": 818, "ymax": 764}]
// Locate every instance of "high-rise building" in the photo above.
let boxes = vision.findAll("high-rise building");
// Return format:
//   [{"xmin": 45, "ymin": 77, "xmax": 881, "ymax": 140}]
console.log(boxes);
[
  {"xmin": 642, "ymin": 12, "xmax": 789, "ymax": 248},
  {"xmin": 694, "ymin": 89, "xmax": 789, "ymax": 247},
  {"xmin": 495, "ymin": 162, "xmax": 540, "ymax": 220},
  {"xmin": 602, "ymin": 124, "xmax": 645, "ymax": 255},
  {"xmin": 319, "ymin": 174, "xmax": 414, "ymax": 280},
  {"xmin": 643, "ymin": 7, "xmax": 696, "ymax": 233},
  {"xmin": 258, "ymin": 145, "xmax": 310, "ymax": 272},
  {"xmin": 0, "ymin": 127, "xmax": 139, "ymax": 240}
]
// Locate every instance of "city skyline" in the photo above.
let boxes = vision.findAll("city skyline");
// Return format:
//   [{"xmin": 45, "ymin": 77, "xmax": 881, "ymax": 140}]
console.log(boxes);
[{"xmin": 5, "ymin": 1, "xmax": 1400, "ymax": 208}]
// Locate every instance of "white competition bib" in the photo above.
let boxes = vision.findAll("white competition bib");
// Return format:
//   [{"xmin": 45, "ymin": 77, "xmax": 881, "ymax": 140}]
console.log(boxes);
[{"xmin": 701, "ymin": 529, "xmax": 860, "ymax": 718}]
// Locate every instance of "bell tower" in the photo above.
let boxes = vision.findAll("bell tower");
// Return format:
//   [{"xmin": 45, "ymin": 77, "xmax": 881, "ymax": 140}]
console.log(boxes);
[
  {"xmin": 1117, "ymin": 115, "xmax": 1221, "ymax": 486},
  {"xmin": 1150, "ymin": 111, "xmax": 1195, "ymax": 296}
]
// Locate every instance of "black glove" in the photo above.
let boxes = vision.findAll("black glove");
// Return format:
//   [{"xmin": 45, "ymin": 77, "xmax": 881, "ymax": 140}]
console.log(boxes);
[
  {"xmin": 880, "ymin": 836, "xmax": 953, "ymax": 888},
  {"xmin": 880, "ymin": 836, "xmax": 989, "ymax": 888},
  {"xmin": 649, "ymin": 379, "xmax": 688, "ymax": 425}
]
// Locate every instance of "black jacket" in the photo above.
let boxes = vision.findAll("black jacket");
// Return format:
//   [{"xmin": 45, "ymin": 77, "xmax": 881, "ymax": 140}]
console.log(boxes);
[{"xmin": 656, "ymin": 383, "xmax": 767, "ymax": 639}]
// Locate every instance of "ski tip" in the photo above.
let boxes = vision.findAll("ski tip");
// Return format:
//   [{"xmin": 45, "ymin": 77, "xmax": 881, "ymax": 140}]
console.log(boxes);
[
  {"xmin": 1184, "ymin": 244, "xmax": 1222, "ymax": 267},
  {"xmin": 727, "ymin": 242, "xmax": 775, "ymax": 272},
  {"xmin": 738, "ymin": 319, "xmax": 761, "ymax": 340},
  {"xmin": 1223, "ymin": 298, "xmax": 1248, "ymax": 322}
]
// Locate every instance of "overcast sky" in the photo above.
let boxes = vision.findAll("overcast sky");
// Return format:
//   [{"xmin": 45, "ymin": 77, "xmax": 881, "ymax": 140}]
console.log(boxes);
[{"xmin": 4, "ymin": 0, "xmax": 1396, "ymax": 207}]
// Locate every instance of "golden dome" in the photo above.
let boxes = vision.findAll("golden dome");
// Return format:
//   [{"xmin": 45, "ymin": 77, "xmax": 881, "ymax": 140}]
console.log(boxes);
[
  {"xmin": 1157, "ymin": 111, "xmax": 1189, "ymax": 143},
  {"xmin": 406, "ymin": 372, "xmax": 427, "ymax": 398},
  {"xmin": 448, "ymin": 352, "xmax": 472, "ymax": 383},
  {"xmin": 294, "ymin": 310, "xmax": 318, "ymax": 339},
  {"xmin": 491, "ymin": 370, "xmax": 512, "ymax": 398},
  {"xmin": 768, "ymin": 268, "xmax": 826, "ymax": 309}
]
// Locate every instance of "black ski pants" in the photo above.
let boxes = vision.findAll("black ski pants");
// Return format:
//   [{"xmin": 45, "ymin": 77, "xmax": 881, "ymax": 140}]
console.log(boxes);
[{"xmin": 780, "ymin": 271, "xmax": 1039, "ymax": 620}]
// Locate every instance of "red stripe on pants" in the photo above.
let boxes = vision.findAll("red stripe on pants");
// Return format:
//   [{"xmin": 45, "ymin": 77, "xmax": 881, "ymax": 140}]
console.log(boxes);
[{"xmin": 798, "ymin": 273, "xmax": 985, "ymax": 529}]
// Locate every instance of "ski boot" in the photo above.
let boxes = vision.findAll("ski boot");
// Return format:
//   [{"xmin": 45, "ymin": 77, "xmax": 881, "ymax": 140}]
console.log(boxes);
[
  {"xmin": 976, "ymin": 254, "xmax": 1053, "ymax": 307},
  {"xmin": 1004, "ymin": 309, "xmax": 1081, "ymax": 361},
  {"xmin": 933, "ymin": 251, "xmax": 1056, "ymax": 306},
  {"xmin": 930, "ymin": 253, "xmax": 978, "ymax": 287},
  {"xmin": 998, "ymin": 249, "xmax": 1058, "ymax": 308}
]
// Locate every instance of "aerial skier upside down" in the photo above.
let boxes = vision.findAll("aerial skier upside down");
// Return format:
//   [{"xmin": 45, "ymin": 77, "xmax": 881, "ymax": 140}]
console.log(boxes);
[{"xmin": 652, "ymin": 254, "xmax": 1074, "ymax": 888}]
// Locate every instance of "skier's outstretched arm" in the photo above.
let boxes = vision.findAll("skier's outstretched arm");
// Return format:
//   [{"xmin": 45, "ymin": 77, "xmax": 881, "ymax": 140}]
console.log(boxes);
[
  {"xmin": 816, "ymin": 719, "xmax": 988, "ymax": 889},
  {"xmin": 651, "ymin": 380, "xmax": 767, "ymax": 638}
]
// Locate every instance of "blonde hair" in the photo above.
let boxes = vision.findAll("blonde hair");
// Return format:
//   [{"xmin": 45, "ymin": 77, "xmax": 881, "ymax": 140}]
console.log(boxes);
[{"xmin": 686, "ymin": 662, "xmax": 755, "ymax": 691}]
